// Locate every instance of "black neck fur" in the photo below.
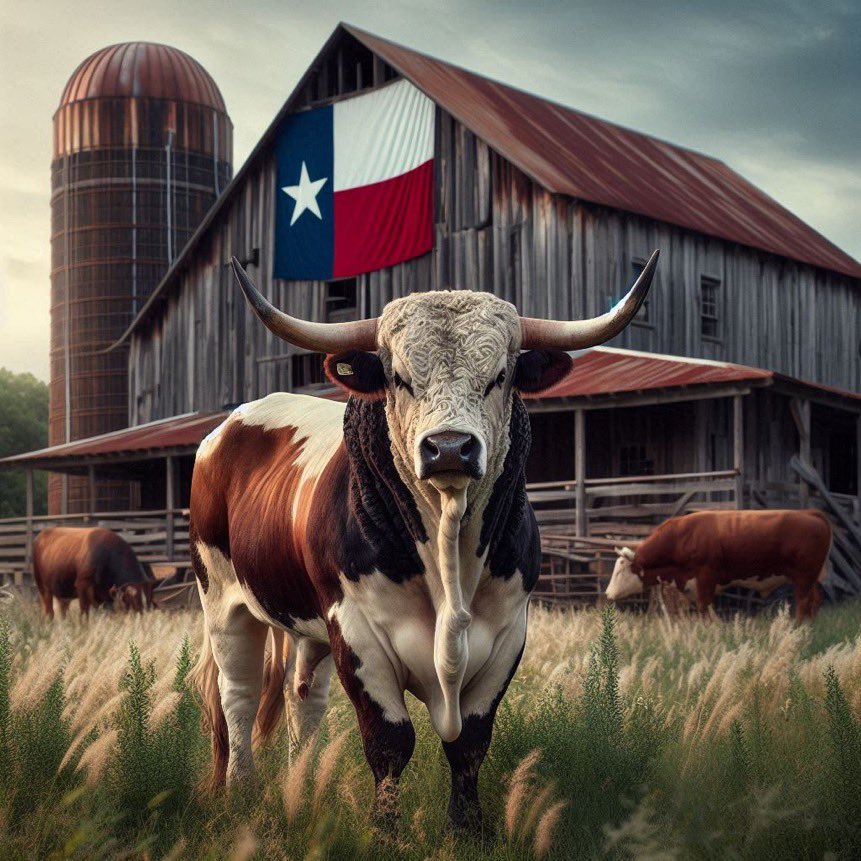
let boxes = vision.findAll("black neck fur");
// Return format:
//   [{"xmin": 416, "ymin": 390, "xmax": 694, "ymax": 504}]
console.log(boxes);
[{"xmin": 342, "ymin": 398, "xmax": 428, "ymax": 582}]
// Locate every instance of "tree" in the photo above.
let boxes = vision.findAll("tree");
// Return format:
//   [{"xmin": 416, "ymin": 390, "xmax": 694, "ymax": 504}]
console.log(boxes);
[{"xmin": 0, "ymin": 369, "xmax": 48, "ymax": 517}]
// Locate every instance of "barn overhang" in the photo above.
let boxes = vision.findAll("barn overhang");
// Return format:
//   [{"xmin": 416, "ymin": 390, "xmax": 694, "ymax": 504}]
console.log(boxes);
[
  {"xmin": 0, "ymin": 411, "xmax": 227, "ymax": 474},
  {"xmin": 521, "ymin": 346, "xmax": 861, "ymax": 414}
]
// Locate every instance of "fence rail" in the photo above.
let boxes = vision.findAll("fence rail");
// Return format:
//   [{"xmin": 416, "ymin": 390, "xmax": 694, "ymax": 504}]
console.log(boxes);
[{"xmin": 527, "ymin": 470, "xmax": 740, "ymax": 539}]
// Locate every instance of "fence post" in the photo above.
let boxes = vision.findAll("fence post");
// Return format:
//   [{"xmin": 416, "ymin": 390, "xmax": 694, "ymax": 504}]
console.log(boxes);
[
  {"xmin": 24, "ymin": 468, "xmax": 34, "ymax": 580},
  {"xmin": 165, "ymin": 455, "xmax": 175, "ymax": 561},
  {"xmin": 575, "ymin": 408, "xmax": 587, "ymax": 537},
  {"xmin": 733, "ymin": 395, "xmax": 744, "ymax": 509}
]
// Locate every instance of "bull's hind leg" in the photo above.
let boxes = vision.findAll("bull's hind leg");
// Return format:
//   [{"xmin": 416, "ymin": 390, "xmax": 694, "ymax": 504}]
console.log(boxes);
[
  {"xmin": 283, "ymin": 637, "xmax": 334, "ymax": 747},
  {"xmin": 208, "ymin": 601, "xmax": 269, "ymax": 784},
  {"xmin": 192, "ymin": 542, "xmax": 271, "ymax": 786}
]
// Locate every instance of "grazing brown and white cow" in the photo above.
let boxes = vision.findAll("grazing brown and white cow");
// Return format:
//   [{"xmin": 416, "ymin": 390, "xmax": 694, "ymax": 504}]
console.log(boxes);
[
  {"xmin": 33, "ymin": 527, "xmax": 154, "ymax": 618},
  {"xmin": 605, "ymin": 509, "xmax": 831, "ymax": 621},
  {"xmin": 190, "ymin": 251, "xmax": 657, "ymax": 830}
]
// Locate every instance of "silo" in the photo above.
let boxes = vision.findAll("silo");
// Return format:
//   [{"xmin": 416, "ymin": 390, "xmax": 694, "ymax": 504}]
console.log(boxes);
[{"xmin": 50, "ymin": 43, "xmax": 232, "ymax": 513}]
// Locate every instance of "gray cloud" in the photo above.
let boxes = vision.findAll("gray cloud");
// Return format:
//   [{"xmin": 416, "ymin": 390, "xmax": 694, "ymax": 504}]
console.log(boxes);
[{"xmin": 0, "ymin": 0, "xmax": 858, "ymax": 380}]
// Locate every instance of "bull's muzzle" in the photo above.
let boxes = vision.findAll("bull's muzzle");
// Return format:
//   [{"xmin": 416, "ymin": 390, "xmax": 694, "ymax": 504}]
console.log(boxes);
[{"xmin": 419, "ymin": 431, "xmax": 482, "ymax": 479}]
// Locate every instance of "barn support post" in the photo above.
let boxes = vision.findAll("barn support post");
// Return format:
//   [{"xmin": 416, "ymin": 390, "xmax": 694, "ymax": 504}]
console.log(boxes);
[
  {"xmin": 733, "ymin": 394, "xmax": 744, "ymax": 509},
  {"xmin": 24, "ymin": 468, "xmax": 34, "ymax": 581},
  {"xmin": 790, "ymin": 398, "xmax": 812, "ymax": 506},
  {"xmin": 575, "ymin": 408, "xmax": 587, "ymax": 537},
  {"xmin": 165, "ymin": 455, "xmax": 175, "ymax": 561}
]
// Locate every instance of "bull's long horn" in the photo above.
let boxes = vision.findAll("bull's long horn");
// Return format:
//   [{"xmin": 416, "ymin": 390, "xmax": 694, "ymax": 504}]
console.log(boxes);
[
  {"xmin": 231, "ymin": 257, "xmax": 378, "ymax": 352},
  {"xmin": 520, "ymin": 249, "xmax": 659, "ymax": 350}
]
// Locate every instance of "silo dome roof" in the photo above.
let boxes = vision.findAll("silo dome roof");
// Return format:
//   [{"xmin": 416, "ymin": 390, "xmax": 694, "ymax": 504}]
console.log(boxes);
[{"xmin": 59, "ymin": 42, "xmax": 226, "ymax": 112}]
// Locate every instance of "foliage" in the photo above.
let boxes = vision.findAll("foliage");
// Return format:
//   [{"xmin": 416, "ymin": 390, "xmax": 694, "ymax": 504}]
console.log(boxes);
[
  {"xmin": 0, "ymin": 367, "xmax": 49, "ymax": 517},
  {"xmin": 3, "ymin": 597, "xmax": 861, "ymax": 858}
]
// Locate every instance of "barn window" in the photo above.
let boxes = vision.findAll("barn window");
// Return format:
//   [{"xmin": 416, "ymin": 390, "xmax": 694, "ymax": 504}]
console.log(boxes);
[
  {"xmin": 700, "ymin": 276, "xmax": 721, "ymax": 339},
  {"xmin": 325, "ymin": 279, "xmax": 358, "ymax": 323}
]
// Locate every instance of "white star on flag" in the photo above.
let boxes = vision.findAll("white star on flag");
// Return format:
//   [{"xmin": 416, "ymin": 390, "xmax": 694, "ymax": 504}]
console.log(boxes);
[{"xmin": 282, "ymin": 161, "xmax": 328, "ymax": 226}]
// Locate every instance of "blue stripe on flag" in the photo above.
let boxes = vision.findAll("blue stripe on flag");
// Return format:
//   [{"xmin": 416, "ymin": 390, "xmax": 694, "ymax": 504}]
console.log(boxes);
[{"xmin": 273, "ymin": 105, "xmax": 334, "ymax": 280}]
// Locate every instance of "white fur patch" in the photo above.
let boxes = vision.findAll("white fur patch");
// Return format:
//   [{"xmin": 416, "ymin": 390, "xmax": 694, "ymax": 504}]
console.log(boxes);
[
  {"xmin": 330, "ymin": 562, "xmax": 529, "ymax": 739},
  {"xmin": 196, "ymin": 420, "xmax": 227, "ymax": 461},
  {"xmin": 605, "ymin": 552, "xmax": 643, "ymax": 601}
]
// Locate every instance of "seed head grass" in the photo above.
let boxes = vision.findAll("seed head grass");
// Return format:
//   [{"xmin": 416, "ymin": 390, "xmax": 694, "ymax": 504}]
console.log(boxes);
[{"xmin": 3, "ymin": 591, "xmax": 861, "ymax": 857}]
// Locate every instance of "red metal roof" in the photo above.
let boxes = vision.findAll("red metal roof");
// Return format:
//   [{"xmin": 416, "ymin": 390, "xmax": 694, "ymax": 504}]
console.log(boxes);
[
  {"xmin": 522, "ymin": 346, "xmax": 860, "ymax": 402},
  {"xmin": 523, "ymin": 347, "xmax": 770, "ymax": 400},
  {"xmin": 0, "ymin": 412, "xmax": 228, "ymax": 468},
  {"xmin": 346, "ymin": 25, "xmax": 861, "ymax": 280},
  {"xmin": 58, "ymin": 42, "xmax": 226, "ymax": 112}
]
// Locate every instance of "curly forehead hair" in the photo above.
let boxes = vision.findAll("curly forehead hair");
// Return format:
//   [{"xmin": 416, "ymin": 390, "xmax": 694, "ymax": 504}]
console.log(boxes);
[{"xmin": 377, "ymin": 290, "xmax": 521, "ymax": 372}]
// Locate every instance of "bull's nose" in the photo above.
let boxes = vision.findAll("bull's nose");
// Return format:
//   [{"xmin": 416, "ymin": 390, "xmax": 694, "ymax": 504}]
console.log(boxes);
[{"xmin": 420, "ymin": 431, "xmax": 481, "ymax": 478}]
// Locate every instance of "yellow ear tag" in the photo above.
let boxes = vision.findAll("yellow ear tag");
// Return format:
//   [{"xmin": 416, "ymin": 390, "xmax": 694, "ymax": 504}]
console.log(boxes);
[{"xmin": 336, "ymin": 362, "xmax": 354, "ymax": 376}]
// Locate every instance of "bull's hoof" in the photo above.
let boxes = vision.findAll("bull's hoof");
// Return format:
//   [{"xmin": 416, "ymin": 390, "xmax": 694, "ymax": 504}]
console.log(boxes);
[{"xmin": 446, "ymin": 804, "xmax": 488, "ymax": 842}]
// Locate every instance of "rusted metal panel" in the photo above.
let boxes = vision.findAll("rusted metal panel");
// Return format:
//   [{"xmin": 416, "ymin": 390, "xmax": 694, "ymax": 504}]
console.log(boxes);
[
  {"xmin": 1, "ymin": 412, "xmax": 227, "ymax": 468},
  {"xmin": 525, "ymin": 346, "xmax": 773, "ymax": 401},
  {"xmin": 346, "ymin": 25, "xmax": 861, "ymax": 280},
  {"xmin": 58, "ymin": 42, "xmax": 227, "ymax": 115}
]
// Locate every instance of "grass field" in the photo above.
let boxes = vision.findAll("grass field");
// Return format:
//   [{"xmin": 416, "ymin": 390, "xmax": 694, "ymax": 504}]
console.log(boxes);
[{"xmin": 3, "ymin": 594, "xmax": 861, "ymax": 860}]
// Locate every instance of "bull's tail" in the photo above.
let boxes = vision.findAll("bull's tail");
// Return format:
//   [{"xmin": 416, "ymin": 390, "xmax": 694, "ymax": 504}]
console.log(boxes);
[
  {"xmin": 190, "ymin": 623, "xmax": 288, "ymax": 789},
  {"xmin": 253, "ymin": 627, "xmax": 288, "ymax": 746},
  {"xmin": 189, "ymin": 624, "xmax": 229, "ymax": 790}
]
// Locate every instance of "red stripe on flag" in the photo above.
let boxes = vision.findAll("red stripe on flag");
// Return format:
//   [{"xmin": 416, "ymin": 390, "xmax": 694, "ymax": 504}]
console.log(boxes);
[{"xmin": 332, "ymin": 160, "xmax": 433, "ymax": 279}]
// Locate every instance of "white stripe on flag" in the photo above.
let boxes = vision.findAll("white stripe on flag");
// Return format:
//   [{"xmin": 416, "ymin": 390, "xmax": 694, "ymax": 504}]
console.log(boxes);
[{"xmin": 333, "ymin": 79, "xmax": 434, "ymax": 192}]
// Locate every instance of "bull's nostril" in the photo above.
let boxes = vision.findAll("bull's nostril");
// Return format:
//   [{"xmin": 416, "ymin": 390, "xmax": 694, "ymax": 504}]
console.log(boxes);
[
  {"xmin": 421, "ymin": 437, "xmax": 440, "ymax": 460},
  {"xmin": 460, "ymin": 437, "xmax": 475, "ymax": 457}
]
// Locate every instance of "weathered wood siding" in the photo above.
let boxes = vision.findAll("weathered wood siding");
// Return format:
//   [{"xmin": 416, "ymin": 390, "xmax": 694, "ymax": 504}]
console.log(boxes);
[{"xmin": 129, "ymin": 91, "xmax": 861, "ymax": 424}]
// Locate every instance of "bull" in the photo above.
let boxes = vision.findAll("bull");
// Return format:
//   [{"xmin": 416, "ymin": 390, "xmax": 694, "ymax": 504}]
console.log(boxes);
[
  {"xmin": 33, "ymin": 527, "xmax": 155, "ymax": 618},
  {"xmin": 190, "ymin": 250, "xmax": 658, "ymax": 830},
  {"xmin": 605, "ymin": 509, "xmax": 831, "ymax": 621}
]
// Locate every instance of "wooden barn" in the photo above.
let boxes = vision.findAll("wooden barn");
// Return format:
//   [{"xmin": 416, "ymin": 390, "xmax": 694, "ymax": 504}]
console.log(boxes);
[{"xmin": 3, "ymin": 23, "xmax": 860, "ymax": 603}]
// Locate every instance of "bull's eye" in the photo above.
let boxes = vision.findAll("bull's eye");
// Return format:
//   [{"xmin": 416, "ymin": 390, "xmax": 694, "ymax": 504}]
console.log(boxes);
[
  {"xmin": 393, "ymin": 372, "xmax": 414, "ymax": 397},
  {"xmin": 483, "ymin": 369, "xmax": 506, "ymax": 397}
]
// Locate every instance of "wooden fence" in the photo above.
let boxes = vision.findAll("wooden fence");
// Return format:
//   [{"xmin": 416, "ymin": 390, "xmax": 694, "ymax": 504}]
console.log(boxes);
[
  {"xmin": 1, "ymin": 463, "xmax": 858, "ymax": 613},
  {"xmin": 0, "ymin": 510, "xmax": 191, "ymax": 584}
]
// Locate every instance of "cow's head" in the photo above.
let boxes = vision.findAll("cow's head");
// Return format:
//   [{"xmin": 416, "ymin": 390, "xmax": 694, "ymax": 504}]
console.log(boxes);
[
  {"xmin": 230, "ymin": 251, "xmax": 658, "ymax": 497},
  {"xmin": 605, "ymin": 546, "xmax": 643, "ymax": 600},
  {"xmin": 110, "ymin": 583, "xmax": 144, "ymax": 613}
]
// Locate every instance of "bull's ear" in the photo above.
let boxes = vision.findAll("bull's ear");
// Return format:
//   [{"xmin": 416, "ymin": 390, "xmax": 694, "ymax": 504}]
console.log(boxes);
[
  {"xmin": 325, "ymin": 350, "xmax": 386, "ymax": 400},
  {"xmin": 514, "ymin": 349, "xmax": 573, "ymax": 393}
]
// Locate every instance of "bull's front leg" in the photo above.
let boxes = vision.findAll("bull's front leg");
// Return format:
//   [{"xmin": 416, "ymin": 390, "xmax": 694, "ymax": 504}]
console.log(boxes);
[
  {"xmin": 328, "ymin": 617, "xmax": 415, "ymax": 827},
  {"xmin": 444, "ymin": 620, "xmax": 526, "ymax": 835}
]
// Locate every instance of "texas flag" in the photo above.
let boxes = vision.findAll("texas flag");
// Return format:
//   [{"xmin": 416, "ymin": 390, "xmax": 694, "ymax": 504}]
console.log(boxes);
[{"xmin": 273, "ymin": 79, "xmax": 435, "ymax": 280}]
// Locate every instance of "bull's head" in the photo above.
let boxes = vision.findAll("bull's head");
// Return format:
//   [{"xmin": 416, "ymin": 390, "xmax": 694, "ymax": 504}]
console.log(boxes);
[{"xmin": 231, "ymin": 251, "xmax": 658, "ymax": 498}]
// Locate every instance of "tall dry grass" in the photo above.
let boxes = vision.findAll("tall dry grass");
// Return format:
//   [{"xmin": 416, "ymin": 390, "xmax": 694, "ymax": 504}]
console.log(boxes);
[{"xmin": 3, "ymin": 590, "xmax": 861, "ymax": 858}]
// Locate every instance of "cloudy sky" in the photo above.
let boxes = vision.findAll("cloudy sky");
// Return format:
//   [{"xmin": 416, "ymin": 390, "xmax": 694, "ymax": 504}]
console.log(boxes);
[{"xmin": 0, "ymin": 0, "xmax": 858, "ymax": 381}]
